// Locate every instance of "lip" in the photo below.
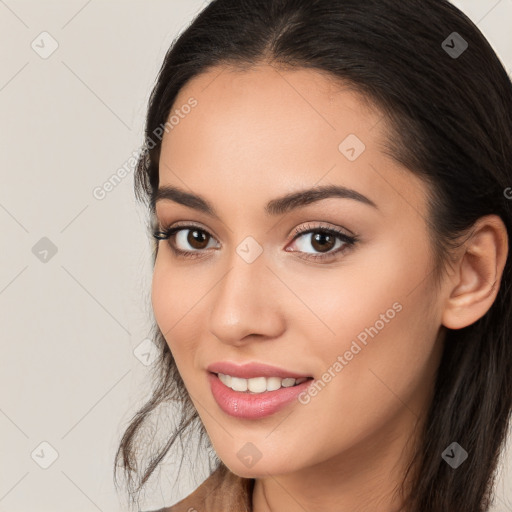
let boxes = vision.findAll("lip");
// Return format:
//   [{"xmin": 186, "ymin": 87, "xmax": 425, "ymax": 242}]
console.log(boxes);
[
  {"xmin": 207, "ymin": 372, "xmax": 314, "ymax": 419},
  {"xmin": 206, "ymin": 361, "xmax": 312, "ymax": 379}
]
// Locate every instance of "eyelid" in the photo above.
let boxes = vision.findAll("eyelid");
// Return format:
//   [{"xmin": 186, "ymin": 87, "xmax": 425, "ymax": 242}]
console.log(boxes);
[
  {"xmin": 290, "ymin": 221, "xmax": 355, "ymax": 239},
  {"xmin": 156, "ymin": 220, "xmax": 221, "ymax": 241}
]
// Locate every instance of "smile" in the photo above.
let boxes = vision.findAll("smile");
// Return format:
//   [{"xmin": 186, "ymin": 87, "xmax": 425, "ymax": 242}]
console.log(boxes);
[
  {"xmin": 208, "ymin": 372, "xmax": 314, "ymax": 419},
  {"xmin": 216, "ymin": 373, "xmax": 310, "ymax": 394}
]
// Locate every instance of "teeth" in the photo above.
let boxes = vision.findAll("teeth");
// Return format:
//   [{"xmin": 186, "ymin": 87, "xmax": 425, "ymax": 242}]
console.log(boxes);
[
  {"xmin": 281, "ymin": 377, "xmax": 296, "ymax": 387},
  {"xmin": 230, "ymin": 376, "xmax": 247, "ymax": 392},
  {"xmin": 217, "ymin": 373, "xmax": 309, "ymax": 394},
  {"xmin": 247, "ymin": 376, "xmax": 266, "ymax": 393},
  {"xmin": 266, "ymin": 376, "xmax": 282, "ymax": 391}
]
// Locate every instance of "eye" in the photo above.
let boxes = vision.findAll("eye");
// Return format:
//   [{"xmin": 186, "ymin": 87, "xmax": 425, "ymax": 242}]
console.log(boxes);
[
  {"xmin": 153, "ymin": 223, "xmax": 219, "ymax": 259},
  {"xmin": 286, "ymin": 223, "xmax": 359, "ymax": 261}
]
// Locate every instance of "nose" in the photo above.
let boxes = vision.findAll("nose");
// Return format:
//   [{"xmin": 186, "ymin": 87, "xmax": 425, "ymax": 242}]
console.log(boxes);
[{"xmin": 208, "ymin": 251, "xmax": 286, "ymax": 346}]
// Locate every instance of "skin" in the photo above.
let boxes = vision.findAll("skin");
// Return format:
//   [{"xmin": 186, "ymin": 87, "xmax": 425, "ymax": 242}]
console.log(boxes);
[{"xmin": 151, "ymin": 64, "xmax": 508, "ymax": 512}]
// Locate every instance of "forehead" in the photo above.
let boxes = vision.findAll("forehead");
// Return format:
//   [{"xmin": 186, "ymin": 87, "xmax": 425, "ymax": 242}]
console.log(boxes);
[
  {"xmin": 172, "ymin": 64, "xmax": 380, "ymax": 139},
  {"xmin": 158, "ymin": 64, "xmax": 428, "ymax": 222}
]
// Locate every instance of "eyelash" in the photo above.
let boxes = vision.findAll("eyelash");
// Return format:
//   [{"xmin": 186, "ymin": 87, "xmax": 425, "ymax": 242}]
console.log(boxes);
[{"xmin": 152, "ymin": 222, "xmax": 359, "ymax": 262}]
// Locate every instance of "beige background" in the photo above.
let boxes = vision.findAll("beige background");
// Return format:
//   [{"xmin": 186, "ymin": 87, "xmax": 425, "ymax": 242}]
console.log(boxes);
[{"xmin": 0, "ymin": 1, "xmax": 511, "ymax": 511}]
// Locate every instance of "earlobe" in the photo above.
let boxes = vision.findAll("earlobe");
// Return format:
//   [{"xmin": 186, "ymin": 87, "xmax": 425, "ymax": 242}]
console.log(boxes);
[{"xmin": 441, "ymin": 215, "xmax": 509, "ymax": 330}]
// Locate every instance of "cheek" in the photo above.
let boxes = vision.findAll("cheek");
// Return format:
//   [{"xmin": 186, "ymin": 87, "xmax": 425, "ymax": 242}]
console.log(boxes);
[
  {"xmin": 151, "ymin": 255, "xmax": 174, "ymax": 333},
  {"xmin": 294, "ymin": 234, "xmax": 438, "ymax": 399},
  {"xmin": 286, "ymin": 234, "xmax": 429, "ymax": 352},
  {"xmin": 151, "ymin": 251, "xmax": 203, "ymax": 330},
  {"xmin": 151, "ymin": 253, "xmax": 210, "ymax": 373},
  {"xmin": 331, "ymin": 257, "xmax": 437, "ymax": 411},
  {"xmin": 287, "ymin": 298, "xmax": 439, "ymax": 466},
  {"xmin": 151, "ymin": 256, "xmax": 191, "ymax": 359}
]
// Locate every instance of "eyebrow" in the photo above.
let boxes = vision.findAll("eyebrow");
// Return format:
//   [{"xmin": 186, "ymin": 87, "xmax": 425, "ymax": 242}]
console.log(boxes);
[{"xmin": 152, "ymin": 184, "xmax": 378, "ymax": 218}]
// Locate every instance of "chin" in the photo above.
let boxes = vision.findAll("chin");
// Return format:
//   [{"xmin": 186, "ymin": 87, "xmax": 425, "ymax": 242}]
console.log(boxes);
[{"xmin": 221, "ymin": 454, "xmax": 298, "ymax": 479}]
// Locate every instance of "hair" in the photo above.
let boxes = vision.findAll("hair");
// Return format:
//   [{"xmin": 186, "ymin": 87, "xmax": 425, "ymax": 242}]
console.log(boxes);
[{"xmin": 114, "ymin": 0, "xmax": 512, "ymax": 510}]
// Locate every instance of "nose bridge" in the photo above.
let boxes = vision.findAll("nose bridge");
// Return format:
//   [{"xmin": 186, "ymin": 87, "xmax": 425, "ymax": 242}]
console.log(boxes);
[{"xmin": 208, "ymin": 245, "xmax": 282, "ymax": 343}]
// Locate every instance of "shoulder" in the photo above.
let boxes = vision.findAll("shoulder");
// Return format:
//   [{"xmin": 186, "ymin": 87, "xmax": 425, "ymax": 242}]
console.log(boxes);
[{"xmin": 144, "ymin": 462, "xmax": 255, "ymax": 512}]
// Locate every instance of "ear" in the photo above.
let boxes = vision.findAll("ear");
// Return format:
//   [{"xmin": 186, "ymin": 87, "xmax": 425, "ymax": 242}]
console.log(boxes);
[{"xmin": 441, "ymin": 214, "xmax": 509, "ymax": 330}]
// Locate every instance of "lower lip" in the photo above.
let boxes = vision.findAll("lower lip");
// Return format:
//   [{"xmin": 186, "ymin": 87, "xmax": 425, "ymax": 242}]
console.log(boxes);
[{"xmin": 207, "ymin": 372, "xmax": 313, "ymax": 419}]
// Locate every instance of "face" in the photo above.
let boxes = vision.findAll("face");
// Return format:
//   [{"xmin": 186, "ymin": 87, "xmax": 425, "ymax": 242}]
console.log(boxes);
[{"xmin": 151, "ymin": 64, "xmax": 446, "ymax": 479}]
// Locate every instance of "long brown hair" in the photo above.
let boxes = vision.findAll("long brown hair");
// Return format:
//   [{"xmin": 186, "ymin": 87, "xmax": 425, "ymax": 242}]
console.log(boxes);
[{"xmin": 114, "ymin": 1, "xmax": 512, "ymax": 510}]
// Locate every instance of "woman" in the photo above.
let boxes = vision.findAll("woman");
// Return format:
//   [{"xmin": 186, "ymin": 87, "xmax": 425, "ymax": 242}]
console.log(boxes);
[{"xmin": 114, "ymin": 1, "xmax": 512, "ymax": 511}]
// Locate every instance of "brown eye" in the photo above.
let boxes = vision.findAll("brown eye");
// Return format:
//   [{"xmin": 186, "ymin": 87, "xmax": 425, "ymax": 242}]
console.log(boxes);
[
  {"xmin": 310, "ymin": 232, "xmax": 336, "ymax": 253},
  {"xmin": 286, "ymin": 224, "xmax": 359, "ymax": 262},
  {"xmin": 186, "ymin": 229, "xmax": 210, "ymax": 249},
  {"xmin": 172, "ymin": 226, "xmax": 219, "ymax": 253},
  {"xmin": 152, "ymin": 223, "xmax": 220, "ymax": 258}
]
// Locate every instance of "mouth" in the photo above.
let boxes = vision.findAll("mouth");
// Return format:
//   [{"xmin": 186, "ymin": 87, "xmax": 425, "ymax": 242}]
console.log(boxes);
[
  {"xmin": 210, "ymin": 372, "xmax": 314, "ymax": 394},
  {"xmin": 207, "ymin": 371, "xmax": 315, "ymax": 419}
]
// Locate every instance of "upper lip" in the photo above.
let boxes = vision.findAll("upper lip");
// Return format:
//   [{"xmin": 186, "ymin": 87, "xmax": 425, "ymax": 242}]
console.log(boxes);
[{"xmin": 207, "ymin": 361, "xmax": 313, "ymax": 379}]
